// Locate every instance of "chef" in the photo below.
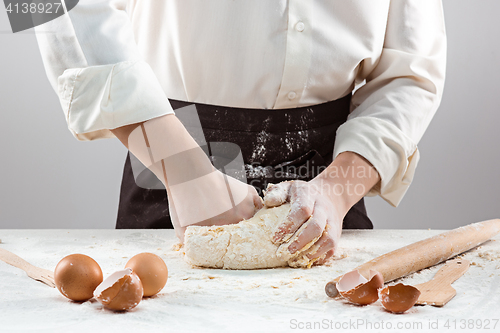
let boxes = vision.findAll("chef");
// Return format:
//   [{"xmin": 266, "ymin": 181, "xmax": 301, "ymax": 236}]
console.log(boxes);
[{"xmin": 35, "ymin": 0, "xmax": 446, "ymax": 265}]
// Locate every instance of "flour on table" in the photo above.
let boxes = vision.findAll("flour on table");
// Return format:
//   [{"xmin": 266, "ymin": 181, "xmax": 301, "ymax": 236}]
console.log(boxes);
[{"xmin": 183, "ymin": 204, "xmax": 322, "ymax": 269}]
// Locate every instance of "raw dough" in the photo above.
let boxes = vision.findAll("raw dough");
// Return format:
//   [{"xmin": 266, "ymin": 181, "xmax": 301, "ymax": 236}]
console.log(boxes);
[{"xmin": 183, "ymin": 204, "xmax": 322, "ymax": 269}]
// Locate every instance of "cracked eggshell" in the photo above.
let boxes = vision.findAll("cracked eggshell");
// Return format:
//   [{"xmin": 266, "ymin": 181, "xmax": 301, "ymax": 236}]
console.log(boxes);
[
  {"xmin": 125, "ymin": 252, "xmax": 168, "ymax": 297},
  {"xmin": 337, "ymin": 269, "xmax": 384, "ymax": 305},
  {"xmin": 379, "ymin": 283, "xmax": 421, "ymax": 313},
  {"xmin": 54, "ymin": 254, "xmax": 103, "ymax": 302},
  {"xmin": 94, "ymin": 268, "xmax": 143, "ymax": 311}
]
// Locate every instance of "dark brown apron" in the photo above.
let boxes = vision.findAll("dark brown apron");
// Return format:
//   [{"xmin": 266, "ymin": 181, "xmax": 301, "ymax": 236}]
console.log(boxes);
[{"xmin": 116, "ymin": 94, "xmax": 372, "ymax": 229}]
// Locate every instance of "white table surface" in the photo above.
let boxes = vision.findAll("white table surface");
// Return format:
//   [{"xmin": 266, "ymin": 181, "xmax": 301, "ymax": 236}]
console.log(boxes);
[{"xmin": 0, "ymin": 229, "xmax": 499, "ymax": 333}]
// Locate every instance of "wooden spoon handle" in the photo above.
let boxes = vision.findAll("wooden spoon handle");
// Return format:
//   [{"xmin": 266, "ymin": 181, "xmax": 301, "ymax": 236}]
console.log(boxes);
[
  {"xmin": 414, "ymin": 259, "xmax": 470, "ymax": 306},
  {"xmin": 425, "ymin": 258, "xmax": 470, "ymax": 286},
  {"xmin": 0, "ymin": 247, "xmax": 35, "ymax": 272}
]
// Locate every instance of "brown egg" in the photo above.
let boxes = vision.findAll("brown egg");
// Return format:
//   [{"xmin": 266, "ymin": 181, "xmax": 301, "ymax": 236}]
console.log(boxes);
[
  {"xmin": 337, "ymin": 269, "xmax": 384, "ymax": 305},
  {"xmin": 54, "ymin": 254, "xmax": 103, "ymax": 301},
  {"xmin": 379, "ymin": 283, "xmax": 421, "ymax": 313},
  {"xmin": 125, "ymin": 252, "xmax": 168, "ymax": 297},
  {"xmin": 94, "ymin": 268, "xmax": 144, "ymax": 311}
]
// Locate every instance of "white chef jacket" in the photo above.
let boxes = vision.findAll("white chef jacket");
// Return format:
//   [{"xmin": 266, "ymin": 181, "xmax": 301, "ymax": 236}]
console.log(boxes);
[{"xmin": 34, "ymin": 0, "xmax": 447, "ymax": 207}]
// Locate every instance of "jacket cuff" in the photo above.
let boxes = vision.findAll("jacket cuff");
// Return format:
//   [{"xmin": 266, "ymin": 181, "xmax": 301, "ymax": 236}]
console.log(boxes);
[
  {"xmin": 57, "ymin": 60, "xmax": 174, "ymax": 141},
  {"xmin": 333, "ymin": 117, "xmax": 420, "ymax": 207}
]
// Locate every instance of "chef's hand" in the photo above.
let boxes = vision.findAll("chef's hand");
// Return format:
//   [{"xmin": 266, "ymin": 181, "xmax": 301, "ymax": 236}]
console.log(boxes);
[
  {"xmin": 265, "ymin": 152, "xmax": 380, "ymax": 265},
  {"xmin": 167, "ymin": 168, "xmax": 263, "ymax": 240},
  {"xmin": 111, "ymin": 114, "xmax": 262, "ymax": 241},
  {"xmin": 264, "ymin": 179, "xmax": 342, "ymax": 265}
]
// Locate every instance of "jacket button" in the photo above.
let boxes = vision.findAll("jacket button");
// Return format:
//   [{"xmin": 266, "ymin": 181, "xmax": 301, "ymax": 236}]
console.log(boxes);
[{"xmin": 295, "ymin": 21, "xmax": 305, "ymax": 32}]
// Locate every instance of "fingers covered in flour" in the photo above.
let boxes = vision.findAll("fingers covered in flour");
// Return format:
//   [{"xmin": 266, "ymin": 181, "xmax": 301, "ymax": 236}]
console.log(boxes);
[
  {"xmin": 312, "ymin": 249, "xmax": 334, "ymax": 266},
  {"xmin": 275, "ymin": 202, "xmax": 341, "ymax": 267},
  {"xmin": 263, "ymin": 181, "xmax": 293, "ymax": 207},
  {"xmin": 275, "ymin": 215, "xmax": 324, "ymax": 262},
  {"xmin": 304, "ymin": 220, "xmax": 340, "ymax": 260},
  {"xmin": 272, "ymin": 181, "xmax": 314, "ymax": 243},
  {"xmin": 286, "ymin": 207, "xmax": 327, "ymax": 254}
]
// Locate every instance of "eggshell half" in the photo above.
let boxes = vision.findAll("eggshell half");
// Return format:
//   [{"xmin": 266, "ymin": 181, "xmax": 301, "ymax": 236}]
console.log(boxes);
[
  {"xmin": 337, "ymin": 269, "xmax": 384, "ymax": 305},
  {"xmin": 379, "ymin": 283, "xmax": 421, "ymax": 313},
  {"xmin": 125, "ymin": 252, "xmax": 168, "ymax": 297},
  {"xmin": 54, "ymin": 254, "xmax": 103, "ymax": 301},
  {"xmin": 94, "ymin": 268, "xmax": 144, "ymax": 311}
]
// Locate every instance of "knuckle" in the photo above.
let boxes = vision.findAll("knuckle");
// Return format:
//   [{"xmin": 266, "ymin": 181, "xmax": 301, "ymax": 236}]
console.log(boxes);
[
  {"xmin": 265, "ymin": 185, "xmax": 278, "ymax": 194},
  {"xmin": 322, "ymin": 236, "xmax": 335, "ymax": 249},
  {"xmin": 297, "ymin": 205, "xmax": 313, "ymax": 218},
  {"xmin": 290, "ymin": 181, "xmax": 306, "ymax": 193},
  {"xmin": 325, "ymin": 249, "xmax": 335, "ymax": 258},
  {"xmin": 306, "ymin": 221, "xmax": 323, "ymax": 235},
  {"xmin": 288, "ymin": 185, "xmax": 296, "ymax": 193},
  {"xmin": 271, "ymin": 181, "xmax": 290, "ymax": 191}
]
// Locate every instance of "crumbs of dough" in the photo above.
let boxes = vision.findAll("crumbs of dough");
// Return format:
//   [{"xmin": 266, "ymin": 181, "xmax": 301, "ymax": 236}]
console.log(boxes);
[
  {"xmin": 478, "ymin": 251, "xmax": 500, "ymax": 261},
  {"xmin": 172, "ymin": 243, "xmax": 183, "ymax": 251},
  {"xmin": 202, "ymin": 226, "xmax": 226, "ymax": 235}
]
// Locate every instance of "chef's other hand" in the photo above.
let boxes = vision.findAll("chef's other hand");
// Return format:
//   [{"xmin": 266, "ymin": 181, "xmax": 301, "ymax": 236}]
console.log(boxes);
[
  {"xmin": 111, "ymin": 114, "xmax": 263, "ymax": 242},
  {"xmin": 168, "ymin": 169, "xmax": 263, "ymax": 240},
  {"xmin": 264, "ymin": 179, "xmax": 342, "ymax": 264},
  {"xmin": 264, "ymin": 152, "xmax": 380, "ymax": 264}
]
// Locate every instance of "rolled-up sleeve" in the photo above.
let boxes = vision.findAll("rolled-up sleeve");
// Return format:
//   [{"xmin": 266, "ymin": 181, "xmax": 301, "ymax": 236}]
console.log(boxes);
[
  {"xmin": 34, "ymin": 0, "xmax": 174, "ymax": 141},
  {"xmin": 333, "ymin": 0, "xmax": 447, "ymax": 206}
]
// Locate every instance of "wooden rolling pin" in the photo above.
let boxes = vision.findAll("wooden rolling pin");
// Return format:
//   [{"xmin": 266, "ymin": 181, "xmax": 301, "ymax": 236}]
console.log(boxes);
[{"xmin": 325, "ymin": 219, "xmax": 500, "ymax": 298}]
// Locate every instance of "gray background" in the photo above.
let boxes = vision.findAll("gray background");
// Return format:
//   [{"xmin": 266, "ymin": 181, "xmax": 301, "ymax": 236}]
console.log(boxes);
[{"xmin": 1, "ymin": 0, "xmax": 499, "ymax": 230}]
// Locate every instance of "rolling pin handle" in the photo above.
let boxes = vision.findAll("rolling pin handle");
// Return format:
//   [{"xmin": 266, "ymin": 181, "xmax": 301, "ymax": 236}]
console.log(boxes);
[{"xmin": 325, "ymin": 281, "xmax": 339, "ymax": 298}]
